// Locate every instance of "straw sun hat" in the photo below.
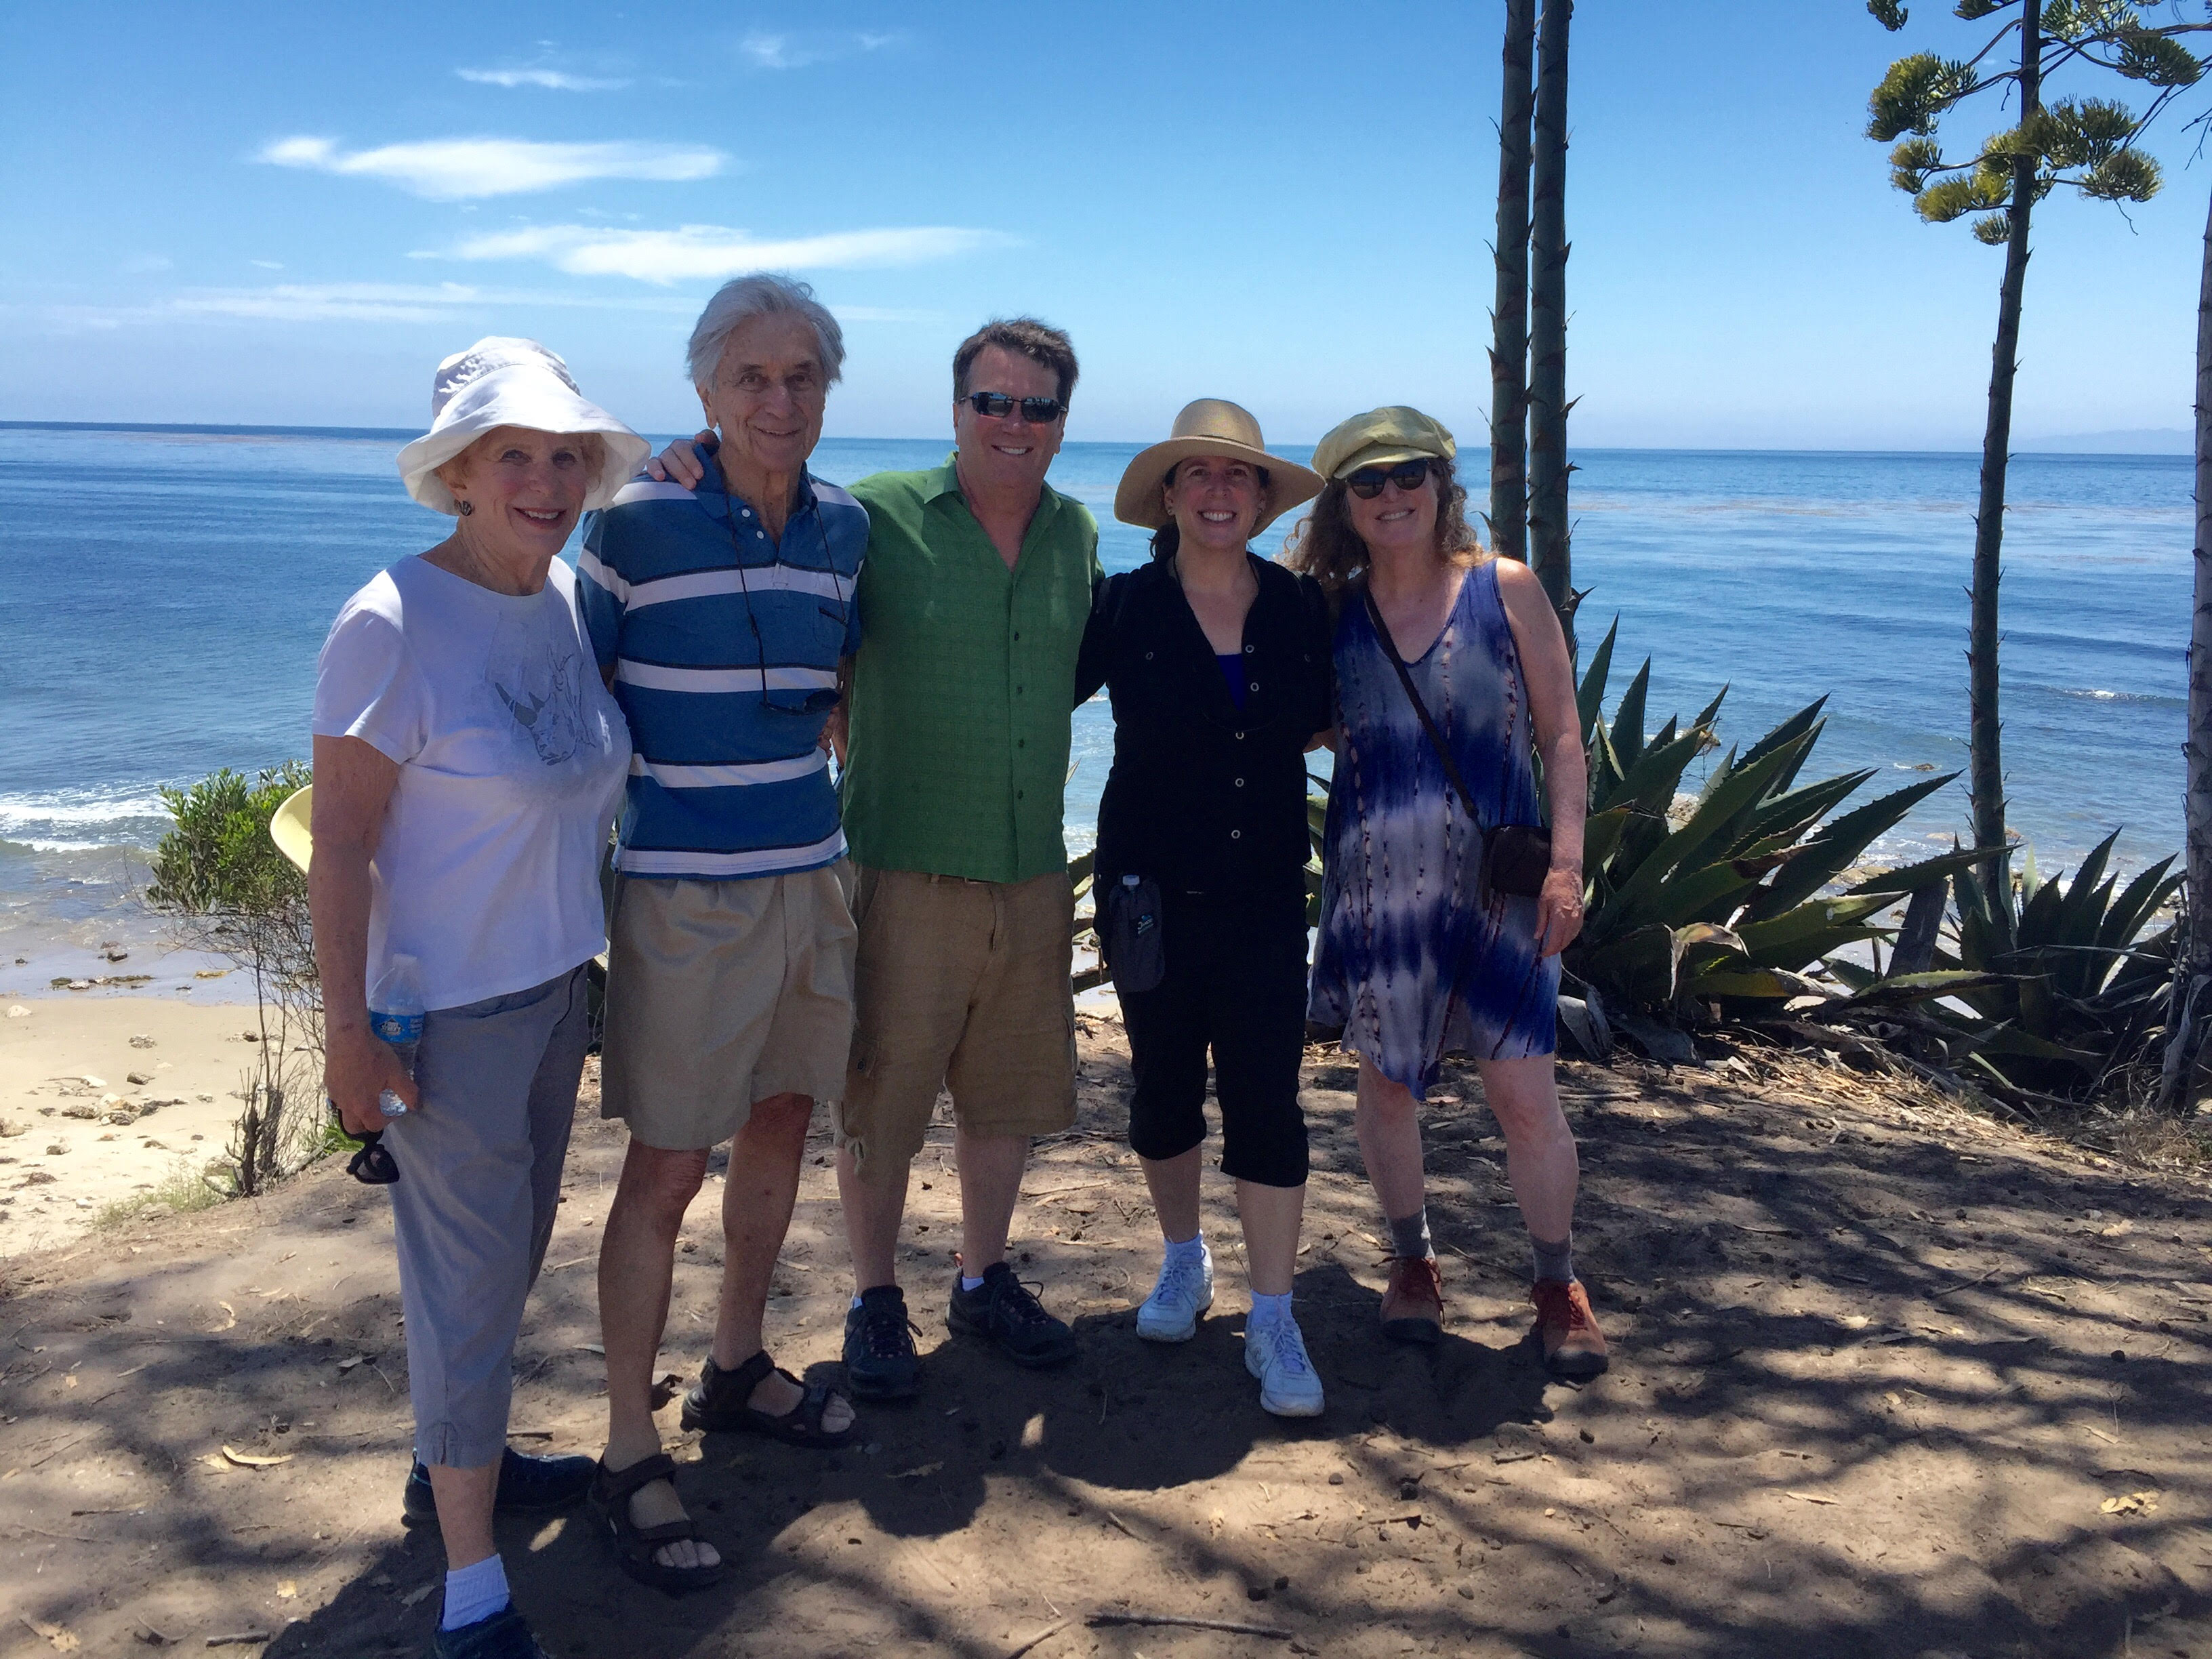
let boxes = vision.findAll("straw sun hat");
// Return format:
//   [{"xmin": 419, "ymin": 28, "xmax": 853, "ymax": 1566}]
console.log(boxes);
[
  {"xmin": 1112, "ymin": 398, "xmax": 1324, "ymax": 535},
  {"xmin": 395, "ymin": 336, "xmax": 649, "ymax": 516}
]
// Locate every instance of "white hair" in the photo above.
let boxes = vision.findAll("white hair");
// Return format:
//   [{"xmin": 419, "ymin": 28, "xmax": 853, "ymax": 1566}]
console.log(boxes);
[{"xmin": 684, "ymin": 273, "xmax": 845, "ymax": 390}]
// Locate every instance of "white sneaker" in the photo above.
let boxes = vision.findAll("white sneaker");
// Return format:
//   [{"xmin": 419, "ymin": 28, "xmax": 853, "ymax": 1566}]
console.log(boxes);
[
  {"xmin": 1245, "ymin": 1314, "xmax": 1325, "ymax": 1418},
  {"xmin": 1136, "ymin": 1248, "xmax": 1214, "ymax": 1343}
]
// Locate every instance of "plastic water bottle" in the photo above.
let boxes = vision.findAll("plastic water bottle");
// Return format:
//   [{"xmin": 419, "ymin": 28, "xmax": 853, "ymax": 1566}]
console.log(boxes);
[{"xmin": 367, "ymin": 954, "xmax": 424, "ymax": 1118}]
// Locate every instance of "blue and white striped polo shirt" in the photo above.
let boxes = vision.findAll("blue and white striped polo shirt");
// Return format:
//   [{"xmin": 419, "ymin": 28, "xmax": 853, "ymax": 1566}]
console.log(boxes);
[{"xmin": 577, "ymin": 466, "xmax": 866, "ymax": 878}]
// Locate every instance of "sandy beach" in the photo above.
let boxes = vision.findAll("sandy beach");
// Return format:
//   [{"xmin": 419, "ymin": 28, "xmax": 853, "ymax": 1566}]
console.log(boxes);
[{"xmin": 0, "ymin": 991, "xmax": 275, "ymax": 1253}]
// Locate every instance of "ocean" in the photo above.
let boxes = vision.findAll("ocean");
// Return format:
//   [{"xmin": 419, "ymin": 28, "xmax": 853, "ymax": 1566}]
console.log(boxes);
[{"xmin": 0, "ymin": 424, "xmax": 2188, "ymax": 989}]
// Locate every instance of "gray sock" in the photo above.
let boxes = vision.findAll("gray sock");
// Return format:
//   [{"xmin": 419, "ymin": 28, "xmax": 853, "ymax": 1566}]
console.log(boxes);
[
  {"xmin": 1387, "ymin": 1208, "xmax": 1433, "ymax": 1262},
  {"xmin": 1531, "ymin": 1233, "xmax": 1574, "ymax": 1284}
]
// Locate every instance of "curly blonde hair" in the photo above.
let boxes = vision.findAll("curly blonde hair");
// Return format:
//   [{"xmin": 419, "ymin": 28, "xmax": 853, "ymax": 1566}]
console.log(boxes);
[{"xmin": 1280, "ymin": 451, "xmax": 1483, "ymax": 596}]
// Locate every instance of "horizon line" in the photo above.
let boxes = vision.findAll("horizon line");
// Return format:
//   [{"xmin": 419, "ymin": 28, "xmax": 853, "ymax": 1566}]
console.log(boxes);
[{"xmin": 0, "ymin": 419, "xmax": 2189, "ymax": 460}]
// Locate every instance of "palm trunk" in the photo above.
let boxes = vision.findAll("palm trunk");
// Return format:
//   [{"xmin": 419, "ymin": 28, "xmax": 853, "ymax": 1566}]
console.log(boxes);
[
  {"xmin": 1528, "ymin": 0, "xmax": 1575, "ymax": 654},
  {"xmin": 1489, "ymin": 0, "xmax": 1536, "ymax": 564},
  {"xmin": 2161, "ymin": 183, "xmax": 2212, "ymax": 1112},
  {"xmin": 1968, "ymin": 0, "xmax": 2040, "ymax": 924}
]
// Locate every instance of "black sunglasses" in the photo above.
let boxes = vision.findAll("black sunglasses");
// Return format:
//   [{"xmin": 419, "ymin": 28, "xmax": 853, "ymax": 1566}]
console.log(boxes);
[
  {"xmin": 965, "ymin": 391, "xmax": 1065, "ymax": 424},
  {"xmin": 329, "ymin": 1097, "xmax": 399, "ymax": 1184},
  {"xmin": 1345, "ymin": 459, "xmax": 1434, "ymax": 499}
]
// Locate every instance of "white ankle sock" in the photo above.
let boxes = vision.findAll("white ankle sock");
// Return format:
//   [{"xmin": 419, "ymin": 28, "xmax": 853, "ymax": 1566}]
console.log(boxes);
[
  {"xmin": 1164, "ymin": 1231, "xmax": 1208, "ymax": 1267},
  {"xmin": 441, "ymin": 1554, "xmax": 510, "ymax": 1631},
  {"xmin": 960, "ymin": 1273, "xmax": 987, "ymax": 1292},
  {"xmin": 1248, "ymin": 1290, "xmax": 1292, "ymax": 1330}
]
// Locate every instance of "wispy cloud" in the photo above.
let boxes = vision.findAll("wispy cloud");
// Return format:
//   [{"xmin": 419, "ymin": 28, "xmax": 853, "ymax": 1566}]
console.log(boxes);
[
  {"xmin": 7, "ymin": 282, "xmax": 933, "ymax": 335},
  {"xmin": 740, "ymin": 29, "xmax": 903, "ymax": 70},
  {"xmin": 256, "ymin": 136, "xmax": 724, "ymax": 199},
  {"xmin": 121, "ymin": 254, "xmax": 173, "ymax": 274},
  {"xmin": 435, "ymin": 222, "xmax": 1007, "ymax": 283},
  {"xmin": 166, "ymin": 281, "xmax": 698, "ymax": 323},
  {"xmin": 456, "ymin": 67, "xmax": 631, "ymax": 91}
]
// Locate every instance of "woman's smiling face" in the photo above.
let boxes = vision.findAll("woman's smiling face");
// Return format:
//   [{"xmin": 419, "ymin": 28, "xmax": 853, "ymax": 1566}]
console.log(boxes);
[
  {"xmin": 1345, "ymin": 462, "xmax": 1439, "ymax": 558},
  {"xmin": 1163, "ymin": 453, "xmax": 1265, "ymax": 554},
  {"xmin": 440, "ymin": 425, "xmax": 596, "ymax": 557}
]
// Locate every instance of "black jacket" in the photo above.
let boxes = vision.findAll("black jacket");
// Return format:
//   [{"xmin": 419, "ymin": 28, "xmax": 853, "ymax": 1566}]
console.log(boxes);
[{"xmin": 1074, "ymin": 554, "xmax": 1332, "ymax": 905}]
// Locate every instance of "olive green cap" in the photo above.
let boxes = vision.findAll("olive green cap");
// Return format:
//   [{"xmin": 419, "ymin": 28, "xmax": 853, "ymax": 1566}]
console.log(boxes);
[{"xmin": 1310, "ymin": 405, "xmax": 1456, "ymax": 481}]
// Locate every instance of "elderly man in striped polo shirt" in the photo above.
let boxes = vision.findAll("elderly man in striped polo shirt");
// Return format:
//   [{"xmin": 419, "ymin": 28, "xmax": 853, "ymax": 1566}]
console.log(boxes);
[{"xmin": 575, "ymin": 273, "xmax": 861, "ymax": 1593}]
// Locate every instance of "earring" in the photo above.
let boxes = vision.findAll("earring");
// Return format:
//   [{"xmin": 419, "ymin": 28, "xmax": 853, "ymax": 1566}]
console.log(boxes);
[{"xmin": 455, "ymin": 499, "xmax": 474, "ymax": 516}]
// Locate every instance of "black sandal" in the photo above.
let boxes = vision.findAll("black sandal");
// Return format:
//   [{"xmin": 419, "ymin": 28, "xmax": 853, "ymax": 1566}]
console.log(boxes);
[
  {"xmin": 589, "ymin": 1452, "xmax": 721, "ymax": 1596},
  {"xmin": 680, "ymin": 1350, "xmax": 857, "ymax": 1448}
]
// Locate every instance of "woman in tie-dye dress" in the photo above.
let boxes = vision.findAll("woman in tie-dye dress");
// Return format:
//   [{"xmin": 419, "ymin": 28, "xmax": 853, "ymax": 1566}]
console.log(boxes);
[{"xmin": 1288, "ymin": 406, "xmax": 1607, "ymax": 1379}]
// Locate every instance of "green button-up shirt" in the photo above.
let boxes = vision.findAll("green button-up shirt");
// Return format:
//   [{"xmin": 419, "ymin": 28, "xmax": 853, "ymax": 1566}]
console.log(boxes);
[{"xmin": 841, "ymin": 458, "xmax": 1102, "ymax": 884}]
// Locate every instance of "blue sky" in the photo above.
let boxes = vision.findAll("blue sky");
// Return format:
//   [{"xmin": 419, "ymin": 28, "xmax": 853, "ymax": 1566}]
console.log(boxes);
[{"xmin": 2, "ymin": 1, "xmax": 2203, "ymax": 447}]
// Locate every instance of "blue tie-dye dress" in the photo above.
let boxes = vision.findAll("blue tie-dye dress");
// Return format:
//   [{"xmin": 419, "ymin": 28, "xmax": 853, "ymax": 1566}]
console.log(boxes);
[{"xmin": 1309, "ymin": 558, "xmax": 1559, "ymax": 1097}]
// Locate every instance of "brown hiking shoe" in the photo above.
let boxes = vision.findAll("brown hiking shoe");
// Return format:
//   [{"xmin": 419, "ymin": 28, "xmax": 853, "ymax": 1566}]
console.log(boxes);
[
  {"xmin": 1531, "ymin": 1279, "xmax": 1609, "ymax": 1378},
  {"xmin": 1380, "ymin": 1255, "xmax": 1444, "ymax": 1346}
]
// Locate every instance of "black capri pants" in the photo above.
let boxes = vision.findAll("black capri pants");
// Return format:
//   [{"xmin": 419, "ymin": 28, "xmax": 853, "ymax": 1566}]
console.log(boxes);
[{"xmin": 1118, "ymin": 889, "xmax": 1310, "ymax": 1188}]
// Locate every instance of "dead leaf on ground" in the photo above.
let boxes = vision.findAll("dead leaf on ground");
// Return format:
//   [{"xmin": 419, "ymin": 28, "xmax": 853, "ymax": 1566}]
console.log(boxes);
[
  {"xmin": 275, "ymin": 1580, "xmax": 298, "ymax": 1600},
  {"xmin": 2101, "ymin": 1490, "xmax": 2159, "ymax": 1516},
  {"xmin": 220, "ymin": 1445, "xmax": 293, "ymax": 1469},
  {"xmin": 20, "ymin": 1617, "xmax": 79, "ymax": 1652},
  {"xmin": 400, "ymin": 1583, "xmax": 437, "ymax": 1608},
  {"xmin": 209, "ymin": 1302, "xmax": 236, "ymax": 1334}
]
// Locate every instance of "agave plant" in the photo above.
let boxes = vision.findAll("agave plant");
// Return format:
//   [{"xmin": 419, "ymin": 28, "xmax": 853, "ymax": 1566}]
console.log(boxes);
[
  {"xmin": 1563, "ymin": 619, "xmax": 1994, "ymax": 1016},
  {"xmin": 1823, "ymin": 831, "xmax": 2182, "ymax": 1098}
]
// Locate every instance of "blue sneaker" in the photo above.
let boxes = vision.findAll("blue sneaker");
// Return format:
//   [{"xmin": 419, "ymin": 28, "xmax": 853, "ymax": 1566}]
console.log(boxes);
[
  {"xmin": 428, "ymin": 1603, "xmax": 550, "ymax": 1659},
  {"xmin": 1136, "ymin": 1248, "xmax": 1214, "ymax": 1343},
  {"xmin": 947, "ymin": 1262, "xmax": 1077, "ymax": 1368},
  {"xmin": 842, "ymin": 1284, "xmax": 923, "ymax": 1401},
  {"xmin": 401, "ymin": 1447, "xmax": 596, "ymax": 1529}
]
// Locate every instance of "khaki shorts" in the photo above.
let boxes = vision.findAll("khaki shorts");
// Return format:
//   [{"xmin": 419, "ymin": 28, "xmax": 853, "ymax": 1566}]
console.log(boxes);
[
  {"xmin": 600, "ymin": 862, "xmax": 856, "ymax": 1151},
  {"xmin": 835, "ymin": 863, "xmax": 1076, "ymax": 1178}
]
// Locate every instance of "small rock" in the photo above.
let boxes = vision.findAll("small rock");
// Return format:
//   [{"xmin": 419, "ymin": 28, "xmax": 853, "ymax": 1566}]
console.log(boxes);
[
  {"xmin": 103, "ymin": 948, "xmax": 129, "ymax": 963},
  {"xmin": 45, "ymin": 1143, "xmax": 68, "ymax": 1155},
  {"xmin": 1580, "ymin": 1428, "xmax": 1595, "ymax": 1444},
  {"xmin": 6, "ymin": 1006, "xmax": 28, "ymax": 1019},
  {"xmin": 82, "ymin": 1076, "xmax": 106, "ymax": 1089},
  {"xmin": 61, "ymin": 1105, "xmax": 99, "ymax": 1120},
  {"xmin": 142, "ymin": 1204, "xmax": 172, "ymax": 1220},
  {"xmin": 129, "ymin": 1034, "xmax": 155, "ymax": 1048},
  {"xmin": 1328, "ymin": 1473, "xmax": 1345, "ymax": 1486},
  {"xmin": 66, "ymin": 979, "xmax": 92, "ymax": 991},
  {"xmin": 127, "ymin": 1071, "xmax": 152, "ymax": 1086},
  {"xmin": 2112, "ymin": 1349, "xmax": 2127, "ymax": 1363},
  {"xmin": 0, "ymin": 1121, "xmax": 24, "ymax": 1138}
]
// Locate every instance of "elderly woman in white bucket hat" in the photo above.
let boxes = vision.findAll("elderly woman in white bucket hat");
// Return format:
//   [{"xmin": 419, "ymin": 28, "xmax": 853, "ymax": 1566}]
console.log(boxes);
[
  {"xmin": 1075, "ymin": 399, "xmax": 1333, "ymax": 1417},
  {"xmin": 309, "ymin": 338, "xmax": 644, "ymax": 1659}
]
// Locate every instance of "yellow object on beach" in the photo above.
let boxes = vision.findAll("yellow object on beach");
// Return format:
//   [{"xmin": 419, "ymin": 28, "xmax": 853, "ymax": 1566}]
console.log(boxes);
[{"xmin": 270, "ymin": 785, "xmax": 312, "ymax": 874}]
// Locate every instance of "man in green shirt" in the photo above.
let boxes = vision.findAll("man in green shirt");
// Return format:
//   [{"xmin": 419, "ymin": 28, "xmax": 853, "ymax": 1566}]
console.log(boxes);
[{"xmin": 834, "ymin": 319, "xmax": 1101, "ymax": 1397}]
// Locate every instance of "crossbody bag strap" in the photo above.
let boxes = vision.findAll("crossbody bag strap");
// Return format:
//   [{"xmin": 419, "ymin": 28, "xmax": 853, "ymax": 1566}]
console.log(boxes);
[{"xmin": 1361, "ymin": 583, "xmax": 1480, "ymax": 822}]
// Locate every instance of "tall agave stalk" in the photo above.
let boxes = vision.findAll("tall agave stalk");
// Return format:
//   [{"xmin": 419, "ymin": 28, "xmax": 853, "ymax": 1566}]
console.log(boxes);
[
  {"xmin": 1488, "ymin": 0, "xmax": 1536, "ymax": 564},
  {"xmin": 1961, "ymin": 1, "xmax": 2042, "ymax": 919},
  {"xmin": 2163, "ymin": 184, "xmax": 2212, "ymax": 1111},
  {"xmin": 1525, "ymin": 0, "xmax": 1574, "ymax": 652}
]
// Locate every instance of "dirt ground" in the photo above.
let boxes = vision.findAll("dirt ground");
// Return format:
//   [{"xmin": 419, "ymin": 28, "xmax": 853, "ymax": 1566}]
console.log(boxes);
[{"xmin": 3, "ymin": 1014, "xmax": 2209, "ymax": 1659}]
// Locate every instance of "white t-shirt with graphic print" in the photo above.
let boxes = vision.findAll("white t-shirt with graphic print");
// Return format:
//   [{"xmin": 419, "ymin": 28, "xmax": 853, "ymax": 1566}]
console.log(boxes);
[{"xmin": 313, "ymin": 554, "xmax": 631, "ymax": 1011}]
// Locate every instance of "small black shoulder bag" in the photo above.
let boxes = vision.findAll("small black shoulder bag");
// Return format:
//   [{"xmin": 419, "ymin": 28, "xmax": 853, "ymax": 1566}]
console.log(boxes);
[{"xmin": 1361, "ymin": 585, "xmax": 1552, "ymax": 898}]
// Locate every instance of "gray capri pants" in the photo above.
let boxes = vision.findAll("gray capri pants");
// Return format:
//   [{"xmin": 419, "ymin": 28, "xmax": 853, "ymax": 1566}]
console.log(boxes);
[{"xmin": 384, "ymin": 963, "xmax": 591, "ymax": 1468}]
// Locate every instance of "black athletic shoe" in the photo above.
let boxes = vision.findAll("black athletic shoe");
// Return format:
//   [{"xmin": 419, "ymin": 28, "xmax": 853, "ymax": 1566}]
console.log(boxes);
[
  {"xmin": 947, "ymin": 1261, "xmax": 1077, "ymax": 1368},
  {"xmin": 842, "ymin": 1284, "xmax": 923, "ymax": 1401},
  {"xmin": 401, "ymin": 1446, "xmax": 597, "ymax": 1529},
  {"xmin": 427, "ymin": 1603, "xmax": 552, "ymax": 1659}
]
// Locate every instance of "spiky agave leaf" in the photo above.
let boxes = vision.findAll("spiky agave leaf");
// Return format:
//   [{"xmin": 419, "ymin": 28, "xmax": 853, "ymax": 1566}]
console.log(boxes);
[{"xmin": 1576, "ymin": 616, "xmax": 1619, "ymax": 745}]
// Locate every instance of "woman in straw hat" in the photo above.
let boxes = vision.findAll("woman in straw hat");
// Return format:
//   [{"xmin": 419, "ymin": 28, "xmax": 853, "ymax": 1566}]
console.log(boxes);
[
  {"xmin": 1076, "ymin": 399, "xmax": 1332, "ymax": 1416},
  {"xmin": 312, "ymin": 337, "xmax": 645, "ymax": 1658},
  {"xmin": 1286, "ymin": 407, "xmax": 1606, "ymax": 1380}
]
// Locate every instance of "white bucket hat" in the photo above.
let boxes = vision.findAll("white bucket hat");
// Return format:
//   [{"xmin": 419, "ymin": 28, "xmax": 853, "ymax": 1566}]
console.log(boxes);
[{"xmin": 395, "ymin": 337, "xmax": 649, "ymax": 515}]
